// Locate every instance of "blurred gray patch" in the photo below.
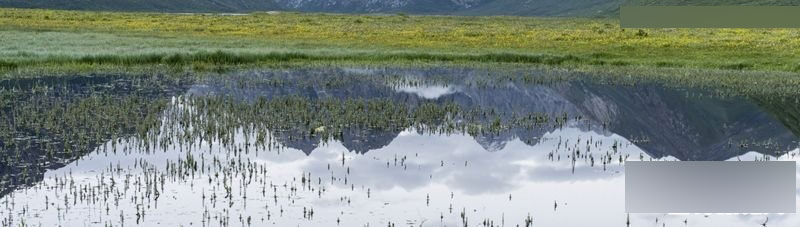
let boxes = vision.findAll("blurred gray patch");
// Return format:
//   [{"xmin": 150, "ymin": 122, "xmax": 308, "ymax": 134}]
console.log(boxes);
[
  {"xmin": 626, "ymin": 161, "xmax": 796, "ymax": 213},
  {"xmin": 621, "ymin": 6, "xmax": 800, "ymax": 28}
]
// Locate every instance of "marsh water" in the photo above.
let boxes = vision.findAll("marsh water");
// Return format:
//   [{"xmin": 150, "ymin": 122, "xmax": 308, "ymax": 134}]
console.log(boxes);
[{"xmin": 1, "ymin": 67, "xmax": 799, "ymax": 226}]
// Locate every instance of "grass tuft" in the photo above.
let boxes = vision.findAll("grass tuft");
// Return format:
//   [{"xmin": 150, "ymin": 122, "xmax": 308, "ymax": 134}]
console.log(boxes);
[
  {"xmin": 15, "ymin": 51, "xmax": 592, "ymax": 68},
  {"xmin": 0, "ymin": 60, "xmax": 16, "ymax": 70}
]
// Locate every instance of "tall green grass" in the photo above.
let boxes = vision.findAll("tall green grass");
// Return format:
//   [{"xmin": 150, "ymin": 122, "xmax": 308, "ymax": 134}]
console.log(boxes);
[{"xmin": 24, "ymin": 51, "xmax": 590, "ymax": 67}]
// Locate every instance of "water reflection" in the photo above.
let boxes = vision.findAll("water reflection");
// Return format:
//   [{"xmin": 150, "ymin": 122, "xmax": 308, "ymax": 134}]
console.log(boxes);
[
  {"xmin": 186, "ymin": 68, "xmax": 798, "ymax": 160},
  {"xmin": 394, "ymin": 84, "xmax": 459, "ymax": 99},
  {"xmin": 0, "ymin": 67, "xmax": 798, "ymax": 227},
  {"xmin": 3, "ymin": 122, "xmax": 797, "ymax": 226},
  {"xmin": 0, "ymin": 74, "xmax": 190, "ymax": 197}
]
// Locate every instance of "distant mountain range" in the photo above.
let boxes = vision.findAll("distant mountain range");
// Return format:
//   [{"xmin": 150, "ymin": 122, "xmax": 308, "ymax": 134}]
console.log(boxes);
[{"xmin": 0, "ymin": 0, "xmax": 795, "ymax": 17}]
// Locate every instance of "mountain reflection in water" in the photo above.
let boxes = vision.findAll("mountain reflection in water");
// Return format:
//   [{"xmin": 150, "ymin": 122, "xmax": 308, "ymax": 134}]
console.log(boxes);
[
  {"xmin": 0, "ymin": 67, "xmax": 798, "ymax": 227},
  {"xmin": 187, "ymin": 68, "xmax": 798, "ymax": 160}
]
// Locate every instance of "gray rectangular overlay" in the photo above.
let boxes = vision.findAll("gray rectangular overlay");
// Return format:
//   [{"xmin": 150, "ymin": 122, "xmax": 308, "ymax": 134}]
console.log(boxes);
[
  {"xmin": 626, "ymin": 161, "xmax": 796, "ymax": 213},
  {"xmin": 621, "ymin": 6, "xmax": 800, "ymax": 28}
]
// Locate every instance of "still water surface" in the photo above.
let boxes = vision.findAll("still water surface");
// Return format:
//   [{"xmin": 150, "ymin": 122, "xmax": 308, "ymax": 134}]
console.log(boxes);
[{"xmin": 1, "ymin": 67, "xmax": 798, "ymax": 226}]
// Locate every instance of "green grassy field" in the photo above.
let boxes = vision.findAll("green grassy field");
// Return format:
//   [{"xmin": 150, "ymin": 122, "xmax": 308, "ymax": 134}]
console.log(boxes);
[{"xmin": 0, "ymin": 7, "xmax": 799, "ymax": 74}]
